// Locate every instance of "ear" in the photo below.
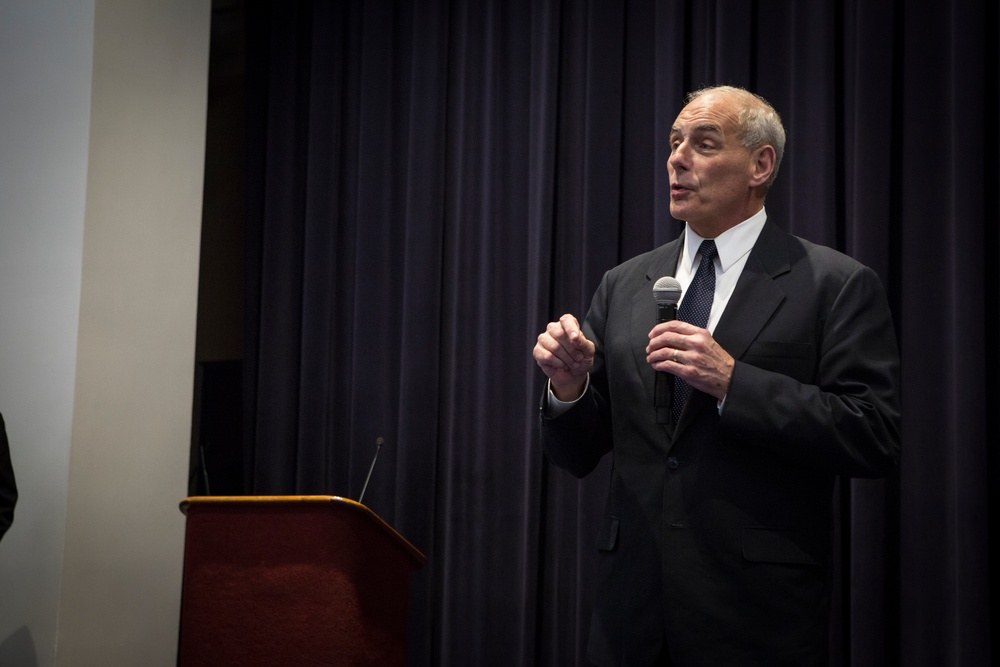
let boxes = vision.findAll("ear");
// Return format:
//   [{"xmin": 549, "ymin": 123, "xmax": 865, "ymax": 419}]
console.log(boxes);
[{"xmin": 748, "ymin": 145, "xmax": 776, "ymax": 188}]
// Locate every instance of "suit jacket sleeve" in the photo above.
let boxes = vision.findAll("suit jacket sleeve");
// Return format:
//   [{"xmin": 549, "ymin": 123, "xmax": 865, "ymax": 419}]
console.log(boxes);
[
  {"xmin": 539, "ymin": 268, "xmax": 617, "ymax": 479},
  {"xmin": 719, "ymin": 259, "xmax": 901, "ymax": 478}
]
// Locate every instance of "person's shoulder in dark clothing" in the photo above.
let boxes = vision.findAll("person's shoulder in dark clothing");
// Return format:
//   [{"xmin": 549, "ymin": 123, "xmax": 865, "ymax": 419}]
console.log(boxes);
[{"xmin": 0, "ymin": 412, "xmax": 17, "ymax": 542}]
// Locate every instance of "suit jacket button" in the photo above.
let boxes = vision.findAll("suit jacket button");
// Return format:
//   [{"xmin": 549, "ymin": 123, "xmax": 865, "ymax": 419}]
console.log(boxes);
[{"xmin": 667, "ymin": 457, "xmax": 680, "ymax": 470}]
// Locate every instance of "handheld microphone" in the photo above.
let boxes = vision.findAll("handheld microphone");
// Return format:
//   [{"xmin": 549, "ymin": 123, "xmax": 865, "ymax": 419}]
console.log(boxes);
[
  {"xmin": 653, "ymin": 276, "xmax": 681, "ymax": 323},
  {"xmin": 358, "ymin": 437, "xmax": 384, "ymax": 505},
  {"xmin": 652, "ymin": 277, "xmax": 682, "ymax": 424}
]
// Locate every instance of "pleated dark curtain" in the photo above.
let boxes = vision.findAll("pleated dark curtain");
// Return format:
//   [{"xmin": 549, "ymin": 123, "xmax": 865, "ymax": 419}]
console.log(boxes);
[{"xmin": 228, "ymin": 0, "xmax": 999, "ymax": 664}]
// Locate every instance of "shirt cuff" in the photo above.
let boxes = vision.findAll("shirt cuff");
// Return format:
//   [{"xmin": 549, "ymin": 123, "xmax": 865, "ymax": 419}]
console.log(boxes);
[{"xmin": 545, "ymin": 374, "xmax": 591, "ymax": 417}]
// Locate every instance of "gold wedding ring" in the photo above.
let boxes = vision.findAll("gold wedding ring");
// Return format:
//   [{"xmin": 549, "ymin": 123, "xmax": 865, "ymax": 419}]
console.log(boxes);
[{"xmin": 672, "ymin": 348, "xmax": 679, "ymax": 362}]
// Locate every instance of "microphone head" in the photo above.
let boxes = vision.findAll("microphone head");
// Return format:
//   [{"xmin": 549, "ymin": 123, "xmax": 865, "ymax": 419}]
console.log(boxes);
[{"xmin": 652, "ymin": 276, "xmax": 682, "ymax": 306}]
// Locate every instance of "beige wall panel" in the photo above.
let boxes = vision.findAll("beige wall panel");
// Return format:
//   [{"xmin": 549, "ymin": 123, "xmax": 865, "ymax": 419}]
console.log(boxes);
[{"xmin": 57, "ymin": 1, "xmax": 210, "ymax": 664}]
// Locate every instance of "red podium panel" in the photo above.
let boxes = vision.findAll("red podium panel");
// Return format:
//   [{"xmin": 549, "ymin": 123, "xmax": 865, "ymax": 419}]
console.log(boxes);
[{"xmin": 177, "ymin": 496, "xmax": 425, "ymax": 666}]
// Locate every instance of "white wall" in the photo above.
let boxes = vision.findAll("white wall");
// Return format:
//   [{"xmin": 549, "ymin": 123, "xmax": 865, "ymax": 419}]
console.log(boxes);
[
  {"xmin": 0, "ymin": 2, "xmax": 94, "ymax": 664},
  {"xmin": 0, "ymin": 1, "xmax": 210, "ymax": 665}
]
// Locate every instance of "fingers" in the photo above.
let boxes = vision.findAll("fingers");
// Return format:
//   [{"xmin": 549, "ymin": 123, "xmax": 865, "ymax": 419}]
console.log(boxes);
[
  {"xmin": 533, "ymin": 314, "xmax": 595, "ymax": 377},
  {"xmin": 550, "ymin": 315, "xmax": 594, "ymax": 362},
  {"xmin": 646, "ymin": 320, "xmax": 704, "ymax": 358},
  {"xmin": 644, "ymin": 324, "xmax": 733, "ymax": 400},
  {"xmin": 645, "ymin": 322, "xmax": 711, "ymax": 373},
  {"xmin": 648, "ymin": 318, "xmax": 702, "ymax": 341},
  {"xmin": 556, "ymin": 314, "xmax": 595, "ymax": 355}
]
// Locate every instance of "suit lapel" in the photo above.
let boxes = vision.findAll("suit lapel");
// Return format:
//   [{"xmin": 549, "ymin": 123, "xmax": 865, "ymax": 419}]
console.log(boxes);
[
  {"xmin": 712, "ymin": 221, "xmax": 791, "ymax": 359},
  {"xmin": 675, "ymin": 220, "xmax": 791, "ymax": 432}
]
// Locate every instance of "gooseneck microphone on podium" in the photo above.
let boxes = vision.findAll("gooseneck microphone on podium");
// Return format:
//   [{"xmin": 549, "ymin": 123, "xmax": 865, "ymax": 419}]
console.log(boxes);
[
  {"xmin": 358, "ymin": 437, "xmax": 384, "ymax": 505},
  {"xmin": 653, "ymin": 277, "xmax": 682, "ymax": 424}
]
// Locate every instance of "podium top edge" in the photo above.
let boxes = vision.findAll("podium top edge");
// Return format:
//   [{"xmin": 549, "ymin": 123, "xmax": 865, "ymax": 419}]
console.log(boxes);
[
  {"xmin": 180, "ymin": 495, "xmax": 354, "ymax": 512},
  {"xmin": 179, "ymin": 495, "xmax": 426, "ymax": 565}
]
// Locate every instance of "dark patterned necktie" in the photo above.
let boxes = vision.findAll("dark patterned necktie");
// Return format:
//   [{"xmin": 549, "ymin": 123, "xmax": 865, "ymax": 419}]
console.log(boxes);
[{"xmin": 673, "ymin": 240, "xmax": 717, "ymax": 423}]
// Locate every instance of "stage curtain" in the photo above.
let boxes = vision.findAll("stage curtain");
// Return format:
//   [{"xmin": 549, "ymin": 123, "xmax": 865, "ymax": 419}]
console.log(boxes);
[{"xmin": 231, "ymin": 0, "xmax": 999, "ymax": 664}]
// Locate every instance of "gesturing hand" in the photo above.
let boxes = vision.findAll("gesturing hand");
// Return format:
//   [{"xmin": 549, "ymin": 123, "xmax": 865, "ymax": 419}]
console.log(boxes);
[{"xmin": 533, "ymin": 314, "xmax": 596, "ymax": 402}]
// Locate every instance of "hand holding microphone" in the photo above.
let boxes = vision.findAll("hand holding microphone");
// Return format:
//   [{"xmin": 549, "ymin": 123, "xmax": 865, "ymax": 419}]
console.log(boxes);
[{"xmin": 649, "ymin": 276, "xmax": 734, "ymax": 404}]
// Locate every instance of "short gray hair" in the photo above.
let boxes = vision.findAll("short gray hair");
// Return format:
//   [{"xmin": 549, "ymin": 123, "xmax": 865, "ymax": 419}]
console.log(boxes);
[{"xmin": 686, "ymin": 85, "xmax": 786, "ymax": 188}]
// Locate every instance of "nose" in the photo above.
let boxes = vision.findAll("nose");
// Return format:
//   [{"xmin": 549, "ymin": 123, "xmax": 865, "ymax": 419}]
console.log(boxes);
[{"xmin": 668, "ymin": 140, "xmax": 690, "ymax": 172}]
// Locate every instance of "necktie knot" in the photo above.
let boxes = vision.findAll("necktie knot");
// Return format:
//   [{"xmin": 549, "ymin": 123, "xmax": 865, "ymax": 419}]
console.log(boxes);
[{"xmin": 698, "ymin": 240, "xmax": 717, "ymax": 266}]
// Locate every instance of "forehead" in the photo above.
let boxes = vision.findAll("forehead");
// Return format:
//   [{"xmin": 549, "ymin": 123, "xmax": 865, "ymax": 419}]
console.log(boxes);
[{"xmin": 671, "ymin": 92, "xmax": 742, "ymax": 136}]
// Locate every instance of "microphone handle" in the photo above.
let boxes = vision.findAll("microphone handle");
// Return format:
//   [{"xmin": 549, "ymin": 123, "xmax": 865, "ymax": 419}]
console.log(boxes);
[
  {"xmin": 654, "ymin": 304, "xmax": 676, "ymax": 423},
  {"xmin": 657, "ymin": 303, "xmax": 676, "ymax": 324}
]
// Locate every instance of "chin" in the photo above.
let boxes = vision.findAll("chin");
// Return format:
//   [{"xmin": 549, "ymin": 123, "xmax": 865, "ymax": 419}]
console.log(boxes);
[{"xmin": 668, "ymin": 205, "xmax": 692, "ymax": 223}]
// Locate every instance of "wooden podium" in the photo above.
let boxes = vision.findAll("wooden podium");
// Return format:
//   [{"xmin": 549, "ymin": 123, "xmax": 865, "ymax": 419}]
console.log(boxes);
[{"xmin": 177, "ymin": 496, "xmax": 425, "ymax": 666}]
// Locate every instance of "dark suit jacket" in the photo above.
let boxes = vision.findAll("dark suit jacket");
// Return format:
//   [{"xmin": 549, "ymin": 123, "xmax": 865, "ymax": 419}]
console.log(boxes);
[
  {"xmin": 540, "ymin": 220, "xmax": 901, "ymax": 667},
  {"xmin": 0, "ymin": 412, "xmax": 17, "ymax": 542}
]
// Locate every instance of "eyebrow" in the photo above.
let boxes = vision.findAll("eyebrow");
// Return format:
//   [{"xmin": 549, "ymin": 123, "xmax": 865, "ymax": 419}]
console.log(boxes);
[{"xmin": 670, "ymin": 123, "xmax": 724, "ymax": 136}]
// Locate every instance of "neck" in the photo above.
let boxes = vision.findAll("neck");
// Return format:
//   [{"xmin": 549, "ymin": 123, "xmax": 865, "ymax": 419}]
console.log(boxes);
[{"xmin": 687, "ymin": 200, "xmax": 764, "ymax": 238}]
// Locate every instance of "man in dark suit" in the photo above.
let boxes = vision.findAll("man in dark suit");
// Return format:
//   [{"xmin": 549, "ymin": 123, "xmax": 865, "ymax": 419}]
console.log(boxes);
[
  {"xmin": 533, "ymin": 86, "xmax": 900, "ymax": 666},
  {"xmin": 0, "ymin": 412, "xmax": 16, "ymax": 542}
]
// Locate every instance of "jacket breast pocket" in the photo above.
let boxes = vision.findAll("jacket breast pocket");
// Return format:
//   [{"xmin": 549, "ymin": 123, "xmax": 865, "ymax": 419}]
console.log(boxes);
[{"xmin": 742, "ymin": 341, "xmax": 815, "ymax": 383}]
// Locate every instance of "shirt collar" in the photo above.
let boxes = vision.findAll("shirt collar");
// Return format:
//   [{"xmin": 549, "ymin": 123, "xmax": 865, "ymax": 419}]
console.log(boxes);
[{"xmin": 682, "ymin": 207, "xmax": 768, "ymax": 273}]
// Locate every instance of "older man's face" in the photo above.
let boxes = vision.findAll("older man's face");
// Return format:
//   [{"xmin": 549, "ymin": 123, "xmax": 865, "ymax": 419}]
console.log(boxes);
[{"xmin": 667, "ymin": 92, "xmax": 760, "ymax": 236}]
